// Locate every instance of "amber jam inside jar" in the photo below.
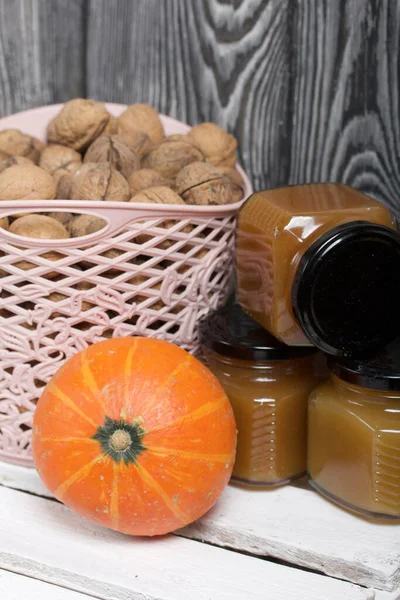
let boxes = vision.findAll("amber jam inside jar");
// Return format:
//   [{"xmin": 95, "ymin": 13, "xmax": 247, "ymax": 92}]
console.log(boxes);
[
  {"xmin": 236, "ymin": 183, "xmax": 400, "ymax": 356},
  {"xmin": 308, "ymin": 342, "xmax": 400, "ymax": 519},
  {"xmin": 200, "ymin": 304, "xmax": 326, "ymax": 487}
]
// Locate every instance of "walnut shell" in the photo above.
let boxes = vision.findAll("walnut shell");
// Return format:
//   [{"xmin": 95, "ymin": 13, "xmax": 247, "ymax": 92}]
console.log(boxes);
[
  {"xmin": 54, "ymin": 173, "xmax": 74, "ymax": 200},
  {"xmin": 188, "ymin": 122, "xmax": 237, "ymax": 167},
  {"xmin": 43, "ymin": 211, "xmax": 74, "ymax": 227},
  {"xmin": 68, "ymin": 213, "xmax": 106, "ymax": 237},
  {"xmin": 217, "ymin": 167, "xmax": 245, "ymax": 202},
  {"xmin": 102, "ymin": 114, "xmax": 119, "ymax": 135},
  {"xmin": 9, "ymin": 214, "xmax": 69, "ymax": 275},
  {"xmin": 0, "ymin": 129, "xmax": 44, "ymax": 163},
  {"xmin": 130, "ymin": 186, "xmax": 185, "ymax": 205},
  {"xmin": 117, "ymin": 103, "xmax": 164, "ymax": 145},
  {"xmin": 142, "ymin": 139, "xmax": 204, "ymax": 179},
  {"xmin": 0, "ymin": 216, "xmax": 8, "ymax": 230},
  {"xmin": 40, "ymin": 144, "xmax": 82, "ymax": 178},
  {"xmin": 84, "ymin": 135, "xmax": 140, "ymax": 179},
  {"xmin": 9, "ymin": 213, "xmax": 69, "ymax": 239},
  {"xmin": 176, "ymin": 162, "xmax": 232, "ymax": 205},
  {"xmin": 46, "ymin": 99, "xmax": 110, "ymax": 152},
  {"xmin": 68, "ymin": 213, "xmax": 118, "ymax": 265},
  {"xmin": 166, "ymin": 134, "xmax": 190, "ymax": 142},
  {"xmin": 70, "ymin": 163, "xmax": 130, "ymax": 202},
  {"xmin": 117, "ymin": 128, "xmax": 153, "ymax": 159},
  {"xmin": 127, "ymin": 168, "xmax": 173, "ymax": 196},
  {"xmin": 130, "ymin": 186, "xmax": 189, "ymax": 249},
  {"xmin": 0, "ymin": 165, "xmax": 56, "ymax": 201},
  {"xmin": 0, "ymin": 155, "xmax": 34, "ymax": 174}
]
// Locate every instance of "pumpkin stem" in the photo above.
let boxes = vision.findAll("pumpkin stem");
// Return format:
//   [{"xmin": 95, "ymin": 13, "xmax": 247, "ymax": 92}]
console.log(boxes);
[
  {"xmin": 93, "ymin": 416, "xmax": 146, "ymax": 465},
  {"xmin": 110, "ymin": 430, "xmax": 131, "ymax": 452}
]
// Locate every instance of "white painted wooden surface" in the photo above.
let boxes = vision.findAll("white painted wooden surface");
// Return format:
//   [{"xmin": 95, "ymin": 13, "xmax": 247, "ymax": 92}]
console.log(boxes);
[
  {"xmin": 2, "ymin": 462, "xmax": 399, "ymax": 593},
  {"xmin": 0, "ymin": 569, "xmax": 92, "ymax": 599},
  {"xmin": 0, "ymin": 485, "xmax": 375, "ymax": 600},
  {"xmin": 181, "ymin": 482, "xmax": 400, "ymax": 592}
]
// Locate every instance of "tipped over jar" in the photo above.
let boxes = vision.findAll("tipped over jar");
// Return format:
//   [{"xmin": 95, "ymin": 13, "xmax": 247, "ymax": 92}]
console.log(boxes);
[{"xmin": 236, "ymin": 183, "xmax": 400, "ymax": 356}]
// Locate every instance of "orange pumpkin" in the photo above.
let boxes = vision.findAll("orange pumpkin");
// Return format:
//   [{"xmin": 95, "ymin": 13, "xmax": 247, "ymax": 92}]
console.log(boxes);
[{"xmin": 32, "ymin": 337, "xmax": 236, "ymax": 536}]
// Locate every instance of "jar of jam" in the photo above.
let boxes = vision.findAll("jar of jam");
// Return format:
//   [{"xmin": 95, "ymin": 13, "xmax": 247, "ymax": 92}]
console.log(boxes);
[
  {"xmin": 199, "ymin": 304, "xmax": 326, "ymax": 487},
  {"xmin": 236, "ymin": 183, "xmax": 400, "ymax": 356},
  {"xmin": 308, "ymin": 342, "xmax": 400, "ymax": 519}
]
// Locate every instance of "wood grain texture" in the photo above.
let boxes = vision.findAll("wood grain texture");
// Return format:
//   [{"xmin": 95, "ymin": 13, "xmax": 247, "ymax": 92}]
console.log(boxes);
[
  {"xmin": 0, "ymin": 485, "xmax": 375, "ymax": 600},
  {"xmin": 1, "ymin": 0, "xmax": 400, "ymax": 216},
  {"xmin": 287, "ymin": 0, "xmax": 400, "ymax": 218},
  {"xmin": 0, "ymin": 0, "xmax": 84, "ymax": 117},
  {"xmin": 86, "ymin": 0, "xmax": 290, "ymax": 192},
  {"xmin": 85, "ymin": 0, "xmax": 400, "ymax": 219}
]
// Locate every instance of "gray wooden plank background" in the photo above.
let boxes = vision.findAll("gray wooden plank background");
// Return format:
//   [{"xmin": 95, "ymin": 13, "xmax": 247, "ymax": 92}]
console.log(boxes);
[{"xmin": 0, "ymin": 0, "xmax": 399, "ymax": 218}]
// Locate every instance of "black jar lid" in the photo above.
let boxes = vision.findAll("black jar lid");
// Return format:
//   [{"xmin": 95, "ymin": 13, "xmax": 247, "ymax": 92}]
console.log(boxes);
[
  {"xmin": 199, "ymin": 303, "xmax": 318, "ymax": 361},
  {"xmin": 291, "ymin": 221, "xmax": 400, "ymax": 357},
  {"xmin": 329, "ymin": 339, "xmax": 400, "ymax": 391}
]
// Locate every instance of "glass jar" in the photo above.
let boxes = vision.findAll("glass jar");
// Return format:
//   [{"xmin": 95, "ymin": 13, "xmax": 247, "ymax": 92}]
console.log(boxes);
[
  {"xmin": 236, "ymin": 183, "xmax": 400, "ymax": 356},
  {"xmin": 308, "ymin": 342, "xmax": 400, "ymax": 519},
  {"xmin": 200, "ymin": 304, "xmax": 327, "ymax": 487}
]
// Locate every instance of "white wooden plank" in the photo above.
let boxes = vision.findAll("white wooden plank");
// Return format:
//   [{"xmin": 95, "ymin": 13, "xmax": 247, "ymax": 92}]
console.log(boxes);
[
  {"xmin": 375, "ymin": 592, "xmax": 400, "ymax": 600},
  {"xmin": 0, "ymin": 569, "xmax": 91, "ymax": 599},
  {"xmin": 0, "ymin": 461, "xmax": 47, "ymax": 497},
  {"xmin": 1, "ymin": 462, "xmax": 398, "ymax": 593},
  {"xmin": 0, "ymin": 486, "xmax": 373, "ymax": 600},
  {"xmin": 181, "ymin": 482, "xmax": 400, "ymax": 592}
]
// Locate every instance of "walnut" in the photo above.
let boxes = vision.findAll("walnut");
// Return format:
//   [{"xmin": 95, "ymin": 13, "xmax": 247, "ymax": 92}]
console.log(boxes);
[
  {"xmin": 0, "ymin": 165, "xmax": 56, "ymax": 201},
  {"xmin": 142, "ymin": 138, "xmax": 204, "ymax": 179},
  {"xmin": 102, "ymin": 114, "xmax": 118, "ymax": 135},
  {"xmin": 0, "ymin": 217, "xmax": 8, "ymax": 229},
  {"xmin": 70, "ymin": 163, "xmax": 130, "ymax": 202},
  {"xmin": 166, "ymin": 134, "xmax": 190, "ymax": 142},
  {"xmin": 84, "ymin": 135, "xmax": 140, "ymax": 179},
  {"xmin": 68, "ymin": 213, "xmax": 106, "ymax": 237},
  {"xmin": 127, "ymin": 168, "xmax": 173, "ymax": 196},
  {"xmin": 130, "ymin": 186, "xmax": 185, "ymax": 205},
  {"xmin": 176, "ymin": 162, "xmax": 232, "ymax": 205},
  {"xmin": 117, "ymin": 128, "xmax": 153, "ymax": 159},
  {"xmin": 130, "ymin": 186, "xmax": 189, "ymax": 248},
  {"xmin": 46, "ymin": 99, "xmax": 110, "ymax": 152},
  {"xmin": 0, "ymin": 155, "xmax": 34, "ymax": 173},
  {"xmin": 0, "ymin": 129, "xmax": 44, "ymax": 163},
  {"xmin": 9, "ymin": 213, "xmax": 69, "ymax": 240},
  {"xmin": 217, "ymin": 167, "xmax": 245, "ymax": 202},
  {"xmin": 39, "ymin": 144, "xmax": 82, "ymax": 180},
  {"xmin": 9, "ymin": 214, "xmax": 69, "ymax": 276},
  {"xmin": 54, "ymin": 173, "xmax": 74, "ymax": 200},
  {"xmin": 117, "ymin": 103, "xmax": 164, "ymax": 145},
  {"xmin": 68, "ymin": 213, "xmax": 118, "ymax": 265},
  {"xmin": 43, "ymin": 211, "xmax": 74, "ymax": 227},
  {"xmin": 188, "ymin": 122, "xmax": 237, "ymax": 167}
]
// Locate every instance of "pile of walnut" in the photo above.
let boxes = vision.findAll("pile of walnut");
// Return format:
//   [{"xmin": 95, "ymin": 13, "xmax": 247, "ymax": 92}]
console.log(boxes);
[{"xmin": 0, "ymin": 99, "xmax": 245, "ymax": 240}]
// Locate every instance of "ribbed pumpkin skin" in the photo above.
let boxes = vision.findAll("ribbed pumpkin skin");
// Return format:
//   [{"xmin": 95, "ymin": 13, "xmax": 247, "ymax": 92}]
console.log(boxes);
[{"xmin": 32, "ymin": 337, "xmax": 236, "ymax": 536}]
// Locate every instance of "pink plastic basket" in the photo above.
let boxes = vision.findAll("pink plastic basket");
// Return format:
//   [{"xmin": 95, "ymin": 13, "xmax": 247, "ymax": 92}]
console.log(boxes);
[{"xmin": 0, "ymin": 103, "xmax": 252, "ymax": 466}]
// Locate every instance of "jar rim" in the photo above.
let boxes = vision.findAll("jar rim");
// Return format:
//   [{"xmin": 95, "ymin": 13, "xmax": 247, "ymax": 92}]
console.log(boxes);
[
  {"xmin": 199, "ymin": 303, "xmax": 318, "ymax": 361},
  {"xmin": 291, "ymin": 221, "xmax": 400, "ymax": 357},
  {"xmin": 329, "ymin": 339, "xmax": 400, "ymax": 391}
]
